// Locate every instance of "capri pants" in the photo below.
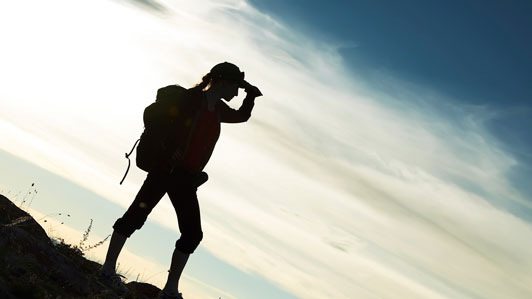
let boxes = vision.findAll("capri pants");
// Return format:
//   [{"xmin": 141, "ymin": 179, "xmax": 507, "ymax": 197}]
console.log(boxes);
[{"xmin": 113, "ymin": 169, "xmax": 203, "ymax": 254}]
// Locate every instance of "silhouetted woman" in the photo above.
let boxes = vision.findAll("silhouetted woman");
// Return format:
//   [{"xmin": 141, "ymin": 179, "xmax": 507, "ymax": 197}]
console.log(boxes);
[{"xmin": 99, "ymin": 62, "xmax": 262, "ymax": 299}]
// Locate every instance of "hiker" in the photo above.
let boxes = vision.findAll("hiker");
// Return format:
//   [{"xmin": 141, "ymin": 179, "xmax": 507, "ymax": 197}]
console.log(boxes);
[{"xmin": 99, "ymin": 62, "xmax": 262, "ymax": 299}]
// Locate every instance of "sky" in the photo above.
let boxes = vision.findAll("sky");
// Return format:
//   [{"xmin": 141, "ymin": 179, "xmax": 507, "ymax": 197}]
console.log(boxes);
[{"xmin": 1, "ymin": 0, "xmax": 531, "ymax": 298}]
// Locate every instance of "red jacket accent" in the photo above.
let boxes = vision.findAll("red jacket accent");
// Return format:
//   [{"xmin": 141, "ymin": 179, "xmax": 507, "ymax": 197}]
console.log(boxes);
[
  {"xmin": 166, "ymin": 88, "xmax": 256, "ymax": 173},
  {"xmin": 182, "ymin": 103, "xmax": 220, "ymax": 173}
]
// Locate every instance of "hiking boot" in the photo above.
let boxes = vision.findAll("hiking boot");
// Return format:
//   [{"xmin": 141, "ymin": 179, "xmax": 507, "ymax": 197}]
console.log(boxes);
[
  {"xmin": 98, "ymin": 269, "xmax": 128, "ymax": 294},
  {"xmin": 158, "ymin": 290, "xmax": 184, "ymax": 299}
]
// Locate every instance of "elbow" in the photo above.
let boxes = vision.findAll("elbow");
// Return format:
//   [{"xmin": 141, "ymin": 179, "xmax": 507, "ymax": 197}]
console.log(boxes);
[
  {"xmin": 220, "ymin": 111, "xmax": 252, "ymax": 123},
  {"xmin": 241, "ymin": 112, "xmax": 252, "ymax": 122},
  {"xmin": 236, "ymin": 110, "xmax": 252, "ymax": 122}
]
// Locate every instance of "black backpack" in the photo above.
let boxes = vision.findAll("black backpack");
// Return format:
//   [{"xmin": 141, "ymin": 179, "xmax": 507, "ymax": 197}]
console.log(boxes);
[{"xmin": 120, "ymin": 85, "xmax": 188, "ymax": 184}]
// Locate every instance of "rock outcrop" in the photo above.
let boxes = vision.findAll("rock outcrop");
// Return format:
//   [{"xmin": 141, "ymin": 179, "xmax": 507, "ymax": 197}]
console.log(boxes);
[{"xmin": 0, "ymin": 194, "xmax": 162, "ymax": 298}]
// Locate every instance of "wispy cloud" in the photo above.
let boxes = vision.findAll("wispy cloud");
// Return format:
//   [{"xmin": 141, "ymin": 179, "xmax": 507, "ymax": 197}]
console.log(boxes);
[
  {"xmin": 118, "ymin": 0, "xmax": 168, "ymax": 13},
  {"xmin": 1, "ymin": 0, "xmax": 531, "ymax": 298}
]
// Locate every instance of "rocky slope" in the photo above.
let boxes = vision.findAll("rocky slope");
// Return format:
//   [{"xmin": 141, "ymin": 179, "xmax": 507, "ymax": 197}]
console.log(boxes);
[{"xmin": 0, "ymin": 194, "xmax": 162, "ymax": 299}]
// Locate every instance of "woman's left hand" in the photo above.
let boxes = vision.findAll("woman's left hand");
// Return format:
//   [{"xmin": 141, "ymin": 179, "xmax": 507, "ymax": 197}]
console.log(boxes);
[{"xmin": 241, "ymin": 80, "xmax": 263, "ymax": 97}]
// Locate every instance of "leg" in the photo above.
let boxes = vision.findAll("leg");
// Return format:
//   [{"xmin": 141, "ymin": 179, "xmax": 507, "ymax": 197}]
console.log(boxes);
[
  {"xmin": 162, "ymin": 182, "xmax": 203, "ymax": 295},
  {"xmin": 162, "ymin": 247, "xmax": 189, "ymax": 296},
  {"xmin": 102, "ymin": 172, "xmax": 168, "ymax": 274},
  {"xmin": 100, "ymin": 230, "xmax": 127, "ymax": 275}
]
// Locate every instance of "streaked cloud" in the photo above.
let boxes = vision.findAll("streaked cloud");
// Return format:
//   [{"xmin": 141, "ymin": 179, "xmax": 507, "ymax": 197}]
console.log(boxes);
[{"xmin": 1, "ymin": 0, "xmax": 531, "ymax": 298}]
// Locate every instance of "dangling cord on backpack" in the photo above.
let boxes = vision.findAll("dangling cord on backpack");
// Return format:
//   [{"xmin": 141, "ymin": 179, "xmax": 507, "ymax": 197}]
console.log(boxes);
[{"xmin": 120, "ymin": 138, "xmax": 141, "ymax": 185}]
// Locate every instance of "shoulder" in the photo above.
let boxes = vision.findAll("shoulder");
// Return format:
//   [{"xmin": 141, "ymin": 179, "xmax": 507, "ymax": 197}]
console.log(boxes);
[
  {"xmin": 184, "ymin": 88, "xmax": 205, "ymax": 105},
  {"xmin": 186, "ymin": 87, "xmax": 203, "ymax": 98}
]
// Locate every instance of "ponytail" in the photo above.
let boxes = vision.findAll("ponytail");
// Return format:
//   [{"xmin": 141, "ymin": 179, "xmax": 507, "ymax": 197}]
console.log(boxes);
[{"xmin": 193, "ymin": 72, "xmax": 213, "ymax": 91}]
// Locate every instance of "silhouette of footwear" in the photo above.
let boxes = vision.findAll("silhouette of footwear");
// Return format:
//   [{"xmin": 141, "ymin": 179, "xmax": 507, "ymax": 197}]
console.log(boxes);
[
  {"xmin": 98, "ymin": 269, "xmax": 128, "ymax": 294},
  {"xmin": 158, "ymin": 290, "xmax": 184, "ymax": 299}
]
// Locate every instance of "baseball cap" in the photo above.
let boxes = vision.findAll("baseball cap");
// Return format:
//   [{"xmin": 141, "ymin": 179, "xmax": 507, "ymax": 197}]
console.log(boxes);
[{"xmin": 210, "ymin": 62, "xmax": 245, "ymax": 87}]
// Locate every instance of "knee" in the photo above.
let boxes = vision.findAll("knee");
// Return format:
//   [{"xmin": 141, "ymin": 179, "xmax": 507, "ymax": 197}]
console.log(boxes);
[
  {"xmin": 113, "ymin": 214, "xmax": 148, "ymax": 238},
  {"xmin": 193, "ymin": 230, "xmax": 203, "ymax": 245},
  {"xmin": 186, "ymin": 230, "xmax": 203, "ymax": 248},
  {"xmin": 175, "ymin": 230, "xmax": 203, "ymax": 254}
]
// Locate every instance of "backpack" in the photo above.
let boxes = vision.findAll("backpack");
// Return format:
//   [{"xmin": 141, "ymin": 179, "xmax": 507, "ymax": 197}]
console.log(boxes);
[{"xmin": 120, "ymin": 85, "xmax": 188, "ymax": 184}]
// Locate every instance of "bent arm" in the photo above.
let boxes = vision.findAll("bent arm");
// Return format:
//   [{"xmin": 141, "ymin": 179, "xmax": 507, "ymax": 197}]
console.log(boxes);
[{"xmin": 219, "ymin": 94, "xmax": 256, "ymax": 123}]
